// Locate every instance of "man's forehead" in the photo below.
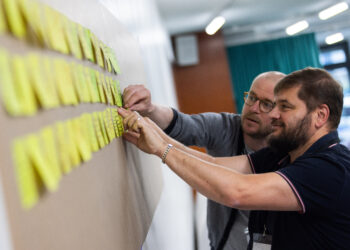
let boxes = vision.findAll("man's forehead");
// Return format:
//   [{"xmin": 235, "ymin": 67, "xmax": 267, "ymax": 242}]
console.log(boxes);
[
  {"xmin": 250, "ymin": 79, "xmax": 276, "ymax": 99},
  {"xmin": 274, "ymin": 86, "xmax": 301, "ymax": 102}
]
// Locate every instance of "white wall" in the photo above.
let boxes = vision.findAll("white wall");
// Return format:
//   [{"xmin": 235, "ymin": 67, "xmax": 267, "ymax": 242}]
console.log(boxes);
[
  {"xmin": 99, "ymin": 1, "xmax": 195, "ymax": 249},
  {"xmin": 98, "ymin": 1, "xmax": 194, "ymax": 249}
]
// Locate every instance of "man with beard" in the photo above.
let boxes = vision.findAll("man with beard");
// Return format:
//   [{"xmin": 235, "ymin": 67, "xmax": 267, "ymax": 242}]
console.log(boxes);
[
  {"xmin": 119, "ymin": 67, "xmax": 350, "ymax": 249},
  {"xmin": 123, "ymin": 71, "xmax": 285, "ymax": 250}
]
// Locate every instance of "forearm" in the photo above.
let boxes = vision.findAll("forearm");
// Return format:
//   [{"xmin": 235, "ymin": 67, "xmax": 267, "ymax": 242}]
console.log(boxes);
[
  {"xmin": 145, "ymin": 105, "xmax": 174, "ymax": 130},
  {"xmin": 157, "ymin": 146, "xmax": 249, "ymax": 207},
  {"xmin": 163, "ymin": 137, "xmax": 252, "ymax": 174}
]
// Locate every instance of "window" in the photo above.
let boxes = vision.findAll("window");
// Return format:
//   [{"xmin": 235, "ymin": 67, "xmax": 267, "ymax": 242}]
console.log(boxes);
[{"xmin": 320, "ymin": 41, "xmax": 350, "ymax": 148}]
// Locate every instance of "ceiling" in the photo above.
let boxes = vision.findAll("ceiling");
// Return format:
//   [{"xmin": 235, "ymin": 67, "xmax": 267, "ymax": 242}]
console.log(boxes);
[{"xmin": 155, "ymin": 0, "xmax": 350, "ymax": 46}]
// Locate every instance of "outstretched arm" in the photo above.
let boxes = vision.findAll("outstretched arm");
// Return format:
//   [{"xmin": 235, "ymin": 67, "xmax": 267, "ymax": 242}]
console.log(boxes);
[
  {"xmin": 120, "ymin": 107, "xmax": 251, "ymax": 174},
  {"xmin": 123, "ymin": 84, "xmax": 174, "ymax": 130},
  {"xmin": 119, "ymin": 108, "xmax": 301, "ymax": 211}
]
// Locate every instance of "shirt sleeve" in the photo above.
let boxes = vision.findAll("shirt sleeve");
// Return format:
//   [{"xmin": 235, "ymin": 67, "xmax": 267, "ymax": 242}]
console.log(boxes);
[
  {"xmin": 248, "ymin": 147, "xmax": 287, "ymax": 173},
  {"xmin": 276, "ymin": 156, "xmax": 344, "ymax": 215},
  {"xmin": 167, "ymin": 110, "xmax": 241, "ymax": 151}
]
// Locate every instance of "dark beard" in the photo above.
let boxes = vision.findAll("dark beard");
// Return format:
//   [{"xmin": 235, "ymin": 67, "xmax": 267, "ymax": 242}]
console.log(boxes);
[{"xmin": 268, "ymin": 114, "xmax": 311, "ymax": 154}]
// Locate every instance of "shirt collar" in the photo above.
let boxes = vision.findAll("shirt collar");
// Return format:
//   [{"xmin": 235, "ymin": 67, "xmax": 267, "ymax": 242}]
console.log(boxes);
[{"xmin": 299, "ymin": 130, "xmax": 340, "ymax": 156}]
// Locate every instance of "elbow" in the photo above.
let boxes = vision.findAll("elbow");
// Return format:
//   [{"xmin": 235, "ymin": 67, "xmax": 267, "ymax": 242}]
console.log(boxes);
[{"xmin": 219, "ymin": 185, "xmax": 246, "ymax": 209}]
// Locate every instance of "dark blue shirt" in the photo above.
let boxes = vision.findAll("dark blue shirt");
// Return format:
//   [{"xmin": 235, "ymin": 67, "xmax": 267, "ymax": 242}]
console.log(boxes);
[{"xmin": 248, "ymin": 131, "xmax": 350, "ymax": 249}]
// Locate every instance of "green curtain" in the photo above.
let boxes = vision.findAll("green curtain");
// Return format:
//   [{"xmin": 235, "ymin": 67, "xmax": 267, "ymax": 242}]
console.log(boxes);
[{"xmin": 226, "ymin": 33, "xmax": 321, "ymax": 113}]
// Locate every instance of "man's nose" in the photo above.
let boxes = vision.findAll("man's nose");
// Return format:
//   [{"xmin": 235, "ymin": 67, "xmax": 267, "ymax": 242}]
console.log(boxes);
[
  {"xmin": 269, "ymin": 106, "xmax": 280, "ymax": 119},
  {"xmin": 250, "ymin": 100, "xmax": 260, "ymax": 113}
]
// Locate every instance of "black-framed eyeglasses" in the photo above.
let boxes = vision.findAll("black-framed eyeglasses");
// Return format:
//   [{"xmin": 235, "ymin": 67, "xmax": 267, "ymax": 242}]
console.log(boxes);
[{"xmin": 243, "ymin": 92, "xmax": 274, "ymax": 113}]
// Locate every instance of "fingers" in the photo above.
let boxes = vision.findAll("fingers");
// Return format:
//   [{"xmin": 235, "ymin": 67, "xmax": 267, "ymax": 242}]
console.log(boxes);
[
  {"xmin": 117, "ymin": 107, "xmax": 131, "ymax": 118},
  {"xmin": 123, "ymin": 85, "xmax": 151, "ymax": 111},
  {"xmin": 118, "ymin": 108, "xmax": 142, "ymax": 133},
  {"xmin": 122, "ymin": 131, "xmax": 139, "ymax": 145}
]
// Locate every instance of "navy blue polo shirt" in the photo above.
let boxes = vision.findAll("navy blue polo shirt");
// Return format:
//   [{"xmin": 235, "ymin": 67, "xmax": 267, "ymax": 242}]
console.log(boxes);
[{"xmin": 248, "ymin": 131, "xmax": 350, "ymax": 250}]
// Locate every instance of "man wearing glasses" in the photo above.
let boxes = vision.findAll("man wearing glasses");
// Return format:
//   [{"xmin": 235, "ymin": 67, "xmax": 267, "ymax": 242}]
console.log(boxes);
[{"xmin": 123, "ymin": 71, "xmax": 285, "ymax": 250}]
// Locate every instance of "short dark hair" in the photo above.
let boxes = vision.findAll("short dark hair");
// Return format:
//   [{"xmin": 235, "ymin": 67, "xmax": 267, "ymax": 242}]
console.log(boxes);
[{"xmin": 274, "ymin": 67, "xmax": 343, "ymax": 129}]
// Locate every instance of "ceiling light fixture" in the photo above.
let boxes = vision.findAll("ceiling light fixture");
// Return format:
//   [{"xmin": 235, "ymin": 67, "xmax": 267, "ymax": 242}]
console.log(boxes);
[
  {"xmin": 285, "ymin": 20, "xmax": 309, "ymax": 36},
  {"xmin": 325, "ymin": 32, "xmax": 344, "ymax": 44},
  {"xmin": 319, "ymin": 2, "xmax": 349, "ymax": 20},
  {"xmin": 205, "ymin": 16, "xmax": 226, "ymax": 35}
]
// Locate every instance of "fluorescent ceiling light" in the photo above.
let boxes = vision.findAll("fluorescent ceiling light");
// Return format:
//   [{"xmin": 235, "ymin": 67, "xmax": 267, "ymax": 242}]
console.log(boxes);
[
  {"xmin": 205, "ymin": 16, "xmax": 226, "ymax": 35},
  {"xmin": 325, "ymin": 32, "xmax": 344, "ymax": 44},
  {"xmin": 285, "ymin": 20, "xmax": 309, "ymax": 36},
  {"xmin": 319, "ymin": 2, "xmax": 348, "ymax": 20}
]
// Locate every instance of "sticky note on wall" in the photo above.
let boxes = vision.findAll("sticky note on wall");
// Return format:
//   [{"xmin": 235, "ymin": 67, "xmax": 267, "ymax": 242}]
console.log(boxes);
[
  {"xmin": 40, "ymin": 127, "xmax": 62, "ymax": 182},
  {"xmin": 12, "ymin": 139, "xmax": 39, "ymax": 209},
  {"xmin": 54, "ymin": 59, "xmax": 78, "ymax": 105},
  {"xmin": 27, "ymin": 54, "xmax": 58, "ymax": 109},
  {"xmin": 44, "ymin": 6, "xmax": 69, "ymax": 54},
  {"xmin": 0, "ymin": 0, "xmax": 7, "ymax": 34},
  {"xmin": 12, "ymin": 56, "xmax": 38, "ymax": 115},
  {"xmin": 26, "ymin": 134, "xmax": 59, "ymax": 192},
  {"xmin": 90, "ymin": 33, "xmax": 104, "ymax": 68},
  {"xmin": 63, "ymin": 19, "xmax": 83, "ymax": 59},
  {"xmin": 77, "ymin": 24, "xmax": 95, "ymax": 62},
  {"xmin": 3, "ymin": 0, "xmax": 26, "ymax": 39},
  {"xmin": 55, "ymin": 122, "xmax": 72, "ymax": 174},
  {"xmin": 0, "ymin": 49, "xmax": 22, "ymax": 116}
]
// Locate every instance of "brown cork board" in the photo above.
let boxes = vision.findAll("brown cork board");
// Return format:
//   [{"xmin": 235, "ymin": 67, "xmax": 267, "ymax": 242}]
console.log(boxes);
[{"xmin": 0, "ymin": 1, "xmax": 163, "ymax": 250}]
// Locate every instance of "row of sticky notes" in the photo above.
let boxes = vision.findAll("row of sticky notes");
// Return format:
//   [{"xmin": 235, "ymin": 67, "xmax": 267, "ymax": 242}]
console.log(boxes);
[
  {"xmin": 0, "ymin": 49, "xmax": 123, "ymax": 116},
  {"xmin": 0, "ymin": 0, "xmax": 120, "ymax": 74},
  {"xmin": 12, "ymin": 107, "xmax": 124, "ymax": 209}
]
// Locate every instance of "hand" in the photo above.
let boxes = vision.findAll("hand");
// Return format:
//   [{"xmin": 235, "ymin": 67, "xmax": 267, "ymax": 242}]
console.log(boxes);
[
  {"xmin": 118, "ymin": 108, "xmax": 167, "ymax": 157},
  {"xmin": 122, "ymin": 84, "xmax": 154, "ymax": 116}
]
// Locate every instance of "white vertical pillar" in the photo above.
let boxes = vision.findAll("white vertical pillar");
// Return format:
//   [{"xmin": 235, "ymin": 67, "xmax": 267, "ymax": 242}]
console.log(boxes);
[{"xmin": 0, "ymin": 173, "xmax": 12, "ymax": 250}]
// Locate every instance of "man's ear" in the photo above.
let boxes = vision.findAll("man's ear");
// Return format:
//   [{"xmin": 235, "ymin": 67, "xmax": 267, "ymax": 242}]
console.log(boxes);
[{"xmin": 314, "ymin": 104, "xmax": 330, "ymax": 129}]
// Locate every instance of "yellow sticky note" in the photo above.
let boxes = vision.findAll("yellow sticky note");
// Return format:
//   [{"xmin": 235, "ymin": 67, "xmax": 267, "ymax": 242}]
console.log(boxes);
[
  {"xmin": 63, "ymin": 19, "xmax": 83, "ymax": 59},
  {"xmin": 27, "ymin": 54, "xmax": 57, "ymax": 109},
  {"xmin": 104, "ymin": 110, "xmax": 114, "ymax": 141},
  {"xmin": 12, "ymin": 56, "xmax": 38, "ymax": 115},
  {"xmin": 77, "ymin": 25, "xmax": 94, "ymax": 62},
  {"xmin": 93, "ymin": 112, "xmax": 106, "ymax": 148},
  {"xmin": 40, "ymin": 127, "xmax": 62, "ymax": 182},
  {"xmin": 111, "ymin": 80, "xmax": 119, "ymax": 107},
  {"xmin": 26, "ymin": 134, "xmax": 58, "ymax": 192},
  {"xmin": 99, "ymin": 112, "xmax": 110, "ymax": 144},
  {"xmin": 3, "ymin": 0, "xmax": 26, "ymax": 39},
  {"xmin": 95, "ymin": 71, "xmax": 106, "ymax": 103},
  {"xmin": 108, "ymin": 108, "xmax": 117, "ymax": 139},
  {"xmin": 71, "ymin": 63, "xmax": 85, "ymax": 102},
  {"xmin": 72, "ymin": 117, "xmax": 91, "ymax": 162},
  {"xmin": 42, "ymin": 57, "xmax": 60, "ymax": 108},
  {"xmin": 91, "ymin": 33, "xmax": 104, "ymax": 69},
  {"xmin": 0, "ymin": 0, "xmax": 7, "ymax": 34},
  {"xmin": 112, "ymin": 109, "xmax": 120, "ymax": 137},
  {"xmin": 55, "ymin": 122, "xmax": 72, "ymax": 174},
  {"xmin": 108, "ymin": 47, "xmax": 121, "ymax": 74},
  {"xmin": 77, "ymin": 64, "xmax": 90, "ymax": 103},
  {"xmin": 84, "ymin": 113, "xmax": 99, "ymax": 152},
  {"xmin": 19, "ymin": 0, "xmax": 45, "ymax": 45},
  {"xmin": 115, "ymin": 80, "xmax": 123, "ymax": 107},
  {"xmin": 83, "ymin": 67, "xmax": 94, "ymax": 103},
  {"xmin": 54, "ymin": 59, "xmax": 78, "ymax": 105},
  {"xmin": 0, "ymin": 49, "xmax": 21, "ymax": 116},
  {"xmin": 12, "ymin": 138, "xmax": 39, "ymax": 209},
  {"xmin": 104, "ymin": 77, "xmax": 113, "ymax": 105},
  {"xmin": 115, "ymin": 112, "xmax": 124, "ymax": 136},
  {"xmin": 44, "ymin": 6, "xmax": 69, "ymax": 54},
  {"xmin": 67, "ymin": 120, "xmax": 81, "ymax": 167},
  {"xmin": 89, "ymin": 68, "xmax": 100, "ymax": 103}
]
